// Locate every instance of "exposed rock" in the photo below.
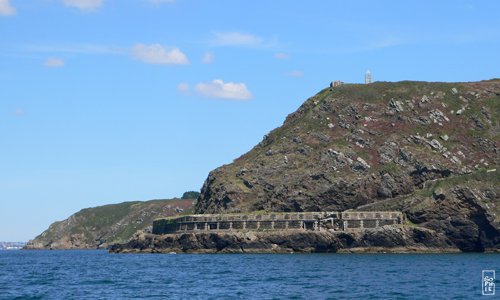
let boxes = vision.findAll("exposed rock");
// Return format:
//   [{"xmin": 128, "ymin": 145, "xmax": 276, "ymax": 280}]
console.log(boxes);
[
  {"xmin": 429, "ymin": 109, "xmax": 450, "ymax": 123},
  {"xmin": 237, "ymin": 168, "xmax": 248, "ymax": 176},
  {"xmin": 378, "ymin": 142, "xmax": 398, "ymax": 164},
  {"xmin": 110, "ymin": 226, "xmax": 456, "ymax": 254},
  {"xmin": 188, "ymin": 80, "xmax": 499, "ymax": 252},
  {"xmin": 406, "ymin": 185, "xmax": 499, "ymax": 252},
  {"xmin": 433, "ymin": 188, "xmax": 446, "ymax": 200},
  {"xmin": 414, "ymin": 115, "xmax": 432, "ymax": 125},
  {"xmin": 473, "ymin": 116, "xmax": 486, "ymax": 130},
  {"xmin": 356, "ymin": 157, "xmax": 371, "ymax": 169},
  {"xmin": 197, "ymin": 80, "xmax": 498, "ymax": 217},
  {"xmin": 475, "ymin": 137, "xmax": 498, "ymax": 153},
  {"xmin": 429, "ymin": 139, "xmax": 443, "ymax": 151},
  {"xmin": 389, "ymin": 99, "xmax": 405, "ymax": 112},
  {"xmin": 339, "ymin": 121, "xmax": 350, "ymax": 129},
  {"xmin": 377, "ymin": 174, "xmax": 397, "ymax": 198},
  {"xmin": 451, "ymin": 156, "xmax": 461, "ymax": 165}
]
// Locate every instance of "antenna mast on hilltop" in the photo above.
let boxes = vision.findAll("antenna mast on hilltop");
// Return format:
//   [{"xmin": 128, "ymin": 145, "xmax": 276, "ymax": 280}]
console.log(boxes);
[{"xmin": 365, "ymin": 70, "xmax": 372, "ymax": 84}]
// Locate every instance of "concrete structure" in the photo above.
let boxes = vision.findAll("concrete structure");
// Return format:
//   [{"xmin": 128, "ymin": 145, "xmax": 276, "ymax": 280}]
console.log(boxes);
[
  {"xmin": 341, "ymin": 211, "xmax": 401, "ymax": 231},
  {"xmin": 365, "ymin": 70, "xmax": 372, "ymax": 84},
  {"xmin": 152, "ymin": 211, "xmax": 403, "ymax": 234},
  {"xmin": 330, "ymin": 80, "xmax": 344, "ymax": 88}
]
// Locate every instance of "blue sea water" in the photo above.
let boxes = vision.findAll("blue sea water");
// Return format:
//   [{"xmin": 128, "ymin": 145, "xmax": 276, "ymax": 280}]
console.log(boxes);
[{"xmin": 0, "ymin": 251, "xmax": 498, "ymax": 299}]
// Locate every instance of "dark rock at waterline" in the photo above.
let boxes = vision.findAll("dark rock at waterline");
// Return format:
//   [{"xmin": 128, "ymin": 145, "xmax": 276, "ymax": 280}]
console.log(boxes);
[{"xmin": 110, "ymin": 226, "xmax": 464, "ymax": 254}]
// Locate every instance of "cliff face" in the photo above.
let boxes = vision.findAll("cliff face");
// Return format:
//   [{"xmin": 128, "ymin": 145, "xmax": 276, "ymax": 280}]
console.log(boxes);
[
  {"xmin": 111, "ymin": 175, "xmax": 499, "ymax": 253},
  {"xmin": 196, "ymin": 80, "xmax": 499, "ymax": 213},
  {"xmin": 110, "ymin": 226, "xmax": 458, "ymax": 254},
  {"xmin": 25, "ymin": 199, "xmax": 193, "ymax": 249},
  {"xmin": 357, "ymin": 173, "xmax": 499, "ymax": 251},
  {"xmin": 193, "ymin": 80, "xmax": 499, "ymax": 251}
]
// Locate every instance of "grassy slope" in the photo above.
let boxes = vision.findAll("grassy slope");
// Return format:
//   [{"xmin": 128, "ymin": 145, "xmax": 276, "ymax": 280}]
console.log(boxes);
[{"xmin": 30, "ymin": 198, "xmax": 194, "ymax": 248}]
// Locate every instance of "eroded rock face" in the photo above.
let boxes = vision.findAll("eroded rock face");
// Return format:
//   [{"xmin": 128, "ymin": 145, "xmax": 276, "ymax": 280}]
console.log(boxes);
[
  {"xmin": 406, "ymin": 186, "xmax": 499, "ymax": 252},
  {"xmin": 114, "ymin": 180, "xmax": 499, "ymax": 253},
  {"xmin": 195, "ymin": 80, "xmax": 499, "ymax": 215},
  {"xmin": 109, "ymin": 226, "xmax": 457, "ymax": 254},
  {"xmin": 191, "ymin": 80, "xmax": 499, "ymax": 252}
]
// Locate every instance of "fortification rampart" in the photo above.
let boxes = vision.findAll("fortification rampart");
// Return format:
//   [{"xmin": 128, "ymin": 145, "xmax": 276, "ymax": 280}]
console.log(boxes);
[{"xmin": 152, "ymin": 211, "xmax": 403, "ymax": 235}]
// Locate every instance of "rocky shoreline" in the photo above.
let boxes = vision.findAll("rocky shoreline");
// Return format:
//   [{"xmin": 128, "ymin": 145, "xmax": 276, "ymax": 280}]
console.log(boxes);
[
  {"xmin": 111, "ymin": 182, "xmax": 499, "ymax": 254},
  {"xmin": 109, "ymin": 225, "xmax": 494, "ymax": 254}
]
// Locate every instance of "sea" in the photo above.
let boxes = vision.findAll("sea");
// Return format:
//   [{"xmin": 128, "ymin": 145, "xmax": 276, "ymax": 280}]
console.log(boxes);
[{"xmin": 0, "ymin": 250, "xmax": 498, "ymax": 299}]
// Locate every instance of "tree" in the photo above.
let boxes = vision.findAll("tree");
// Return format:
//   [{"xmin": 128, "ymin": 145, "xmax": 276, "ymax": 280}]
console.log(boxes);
[{"xmin": 181, "ymin": 191, "xmax": 200, "ymax": 199}]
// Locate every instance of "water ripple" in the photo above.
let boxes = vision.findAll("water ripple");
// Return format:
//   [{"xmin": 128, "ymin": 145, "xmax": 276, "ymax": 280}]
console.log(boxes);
[{"xmin": 0, "ymin": 251, "xmax": 498, "ymax": 299}]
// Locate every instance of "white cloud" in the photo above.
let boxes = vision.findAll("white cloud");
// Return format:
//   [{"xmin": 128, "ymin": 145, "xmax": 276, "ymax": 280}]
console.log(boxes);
[
  {"xmin": 202, "ymin": 52, "xmax": 214, "ymax": 64},
  {"xmin": 132, "ymin": 43, "xmax": 189, "ymax": 65},
  {"xmin": 43, "ymin": 58, "xmax": 65, "ymax": 68},
  {"xmin": 274, "ymin": 53, "xmax": 289, "ymax": 59},
  {"xmin": 287, "ymin": 70, "xmax": 304, "ymax": 77},
  {"xmin": 177, "ymin": 82, "xmax": 189, "ymax": 93},
  {"xmin": 0, "ymin": 0, "xmax": 15, "ymax": 16},
  {"xmin": 195, "ymin": 79, "xmax": 252, "ymax": 100},
  {"xmin": 62, "ymin": 0, "xmax": 102, "ymax": 11},
  {"xmin": 211, "ymin": 32, "xmax": 263, "ymax": 47}
]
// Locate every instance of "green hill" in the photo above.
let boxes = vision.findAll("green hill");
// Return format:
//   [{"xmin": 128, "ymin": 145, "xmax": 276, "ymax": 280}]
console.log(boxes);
[{"xmin": 25, "ymin": 198, "xmax": 193, "ymax": 249}]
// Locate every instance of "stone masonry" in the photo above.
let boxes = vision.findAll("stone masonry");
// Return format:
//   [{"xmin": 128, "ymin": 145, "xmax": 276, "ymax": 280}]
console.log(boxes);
[{"xmin": 152, "ymin": 211, "xmax": 403, "ymax": 234}]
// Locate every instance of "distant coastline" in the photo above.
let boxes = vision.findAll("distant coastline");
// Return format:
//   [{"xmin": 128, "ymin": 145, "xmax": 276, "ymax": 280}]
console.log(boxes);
[{"xmin": 0, "ymin": 242, "xmax": 26, "ymax": 250}]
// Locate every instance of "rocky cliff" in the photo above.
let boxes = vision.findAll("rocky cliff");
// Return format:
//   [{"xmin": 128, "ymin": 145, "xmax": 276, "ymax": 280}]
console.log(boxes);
[
  {"xmin": 25, "ymin": 198, "xmax": 193, "ymax": 249},
  {"xmin": 196, "ymin": 80, "xmax": 498, "ymax": 213},
  {"xmin": 111, "ymin": 173, "xmax": 498, "ymax": 254},
  {"xmin": 110, "ymin": 226, "xmax": 458, "ymax": 254},
  {"xmin": 190, "ymin": 80, "xmax": 499, "ymax": 252}
]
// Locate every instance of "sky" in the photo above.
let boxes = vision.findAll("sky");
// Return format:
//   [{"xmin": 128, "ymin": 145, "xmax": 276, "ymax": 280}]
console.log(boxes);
[{"xmin": 1, "ymin": 0, "xmax": 499, "ymax": 241}]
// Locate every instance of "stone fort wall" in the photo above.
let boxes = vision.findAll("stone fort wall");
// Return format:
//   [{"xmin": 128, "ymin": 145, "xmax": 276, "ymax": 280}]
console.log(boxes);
[{"xmin": 152, "ymin": 211, "xmax": 403, "ymax": 234}]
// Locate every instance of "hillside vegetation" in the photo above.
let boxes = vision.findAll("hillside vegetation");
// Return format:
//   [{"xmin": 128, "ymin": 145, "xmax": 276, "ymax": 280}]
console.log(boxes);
[
  {"xmin": 194, "ymin": 79, "xmax": 499, "ymax": 251},
  {"xmin": 25, "ymin": 198, "xmax": 193, "ymax": 249}
]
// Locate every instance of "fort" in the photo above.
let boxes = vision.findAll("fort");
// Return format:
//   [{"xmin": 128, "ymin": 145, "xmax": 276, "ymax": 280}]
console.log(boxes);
[{"xmin": 152, "ymin": 211, "xmax": 403, "ymax": 234}]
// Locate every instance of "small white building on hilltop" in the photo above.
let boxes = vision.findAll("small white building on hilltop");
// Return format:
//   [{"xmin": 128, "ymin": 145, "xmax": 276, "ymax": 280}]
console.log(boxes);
[
  {"xmin": 330, "ymin": 80, "xmax": 344, "ymax": 88},
  {"xmin": 365, "ymin": 70, "xmax": 372, "ymax": 84}
]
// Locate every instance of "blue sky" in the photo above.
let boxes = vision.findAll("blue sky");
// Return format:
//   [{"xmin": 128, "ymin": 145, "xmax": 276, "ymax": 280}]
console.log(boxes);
[{"xmin": 1, "ymin": 0, "xmax": 499, "ymax": 241}]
